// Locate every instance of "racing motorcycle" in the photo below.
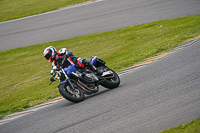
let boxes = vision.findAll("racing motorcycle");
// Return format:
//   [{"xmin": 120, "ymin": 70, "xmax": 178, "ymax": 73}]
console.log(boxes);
[{"xmin": 49, "ymin": 56, "xmax": 120, "ymax": 103}]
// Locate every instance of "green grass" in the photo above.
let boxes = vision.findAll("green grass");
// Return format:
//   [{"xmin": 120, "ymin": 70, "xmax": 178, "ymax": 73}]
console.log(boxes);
[
  {"xmin": 161, "ymin": 118, "xmax": 200, "ymax": 133},
  {"xmin": 0, "ymin": 15, "xmax": 200, "ymax": 119},
  {"xmin": 0, "ymin": 0, "xmax": 91, "ymax": 22}
]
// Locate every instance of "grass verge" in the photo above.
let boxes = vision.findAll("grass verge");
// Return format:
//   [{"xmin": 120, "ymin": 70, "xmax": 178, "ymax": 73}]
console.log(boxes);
[
  {"xmin": 0, "ymin": 0, "xmax": 92, "ymax": 22},
  {"xmin": 160, "ymin": 118, "xmax": 200, "ymax": 133},
  {"xmin": 0, "ymin": 15, "xmax": 200, "ymax": 119}
]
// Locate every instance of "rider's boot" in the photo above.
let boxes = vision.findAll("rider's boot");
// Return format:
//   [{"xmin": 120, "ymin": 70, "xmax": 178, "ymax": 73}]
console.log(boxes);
[{"xmin": 93, "ymin": 66, "xmax": 103, "ymax": 76}]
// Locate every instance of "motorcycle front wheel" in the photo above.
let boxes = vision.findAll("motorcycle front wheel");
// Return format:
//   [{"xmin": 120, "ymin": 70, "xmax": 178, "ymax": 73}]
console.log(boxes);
[{"xmin": 59, "ymin": 81, "xmax": 85, "ymax": 103}]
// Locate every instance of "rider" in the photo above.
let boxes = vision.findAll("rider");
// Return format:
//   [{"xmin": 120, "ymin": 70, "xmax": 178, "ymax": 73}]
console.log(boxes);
[{"xmin": 43, "ymin": 46, "xmax": 103, "ymax": 75}]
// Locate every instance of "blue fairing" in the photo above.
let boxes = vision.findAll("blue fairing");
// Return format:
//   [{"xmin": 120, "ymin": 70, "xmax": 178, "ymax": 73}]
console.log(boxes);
[
  {"xmin": 91, "ymin": 56, "xmax": 97, "ymax": 66},
  {"xmin": 64, "ymin": 64, "xmax": 78, "ymax": 74},
  {"xmin": 59, "ymin": 64, "xmax": 78, "ymax": 86}
]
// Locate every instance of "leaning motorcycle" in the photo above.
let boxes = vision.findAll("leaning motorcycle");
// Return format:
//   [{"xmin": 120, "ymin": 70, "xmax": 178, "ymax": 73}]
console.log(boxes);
[{"xmin": 49, "ymin": 56, "xmax": 120, "ymax": 103}]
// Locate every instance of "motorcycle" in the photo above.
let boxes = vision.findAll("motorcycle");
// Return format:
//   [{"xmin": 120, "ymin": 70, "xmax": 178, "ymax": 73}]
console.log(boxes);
[{"xmin": 49, "ymin": 56, "xmax": 120, "ymax": 103}]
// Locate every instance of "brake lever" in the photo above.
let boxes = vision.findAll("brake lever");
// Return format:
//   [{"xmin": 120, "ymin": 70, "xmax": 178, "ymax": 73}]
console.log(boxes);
[
  {"xmin": 49, "ymin": 81, "xmax": 53, "ymax": 86},
  {"xmin": 49, "ymin": 77, "xmax": 55, "ymax": 86}
]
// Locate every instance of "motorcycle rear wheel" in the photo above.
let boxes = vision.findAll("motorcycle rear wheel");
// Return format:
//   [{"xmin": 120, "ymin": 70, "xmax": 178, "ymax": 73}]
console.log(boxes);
[
  {"xmin": 59, "ymin": 81, "xmax": 85, "ymax": 103},
  {"xmin": 101, "ymin": 69, "xmax": 120, "ymax": 89}
]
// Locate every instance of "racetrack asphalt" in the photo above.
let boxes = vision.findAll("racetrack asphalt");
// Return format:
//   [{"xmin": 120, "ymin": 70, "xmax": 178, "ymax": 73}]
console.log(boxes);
[
  {"xmin": 0, "ymin": 38, "xmax": 200, "ymax": 133},
  {"xmin": 0, "ymin": 0, "xmax": 200, "ymax": 51}
]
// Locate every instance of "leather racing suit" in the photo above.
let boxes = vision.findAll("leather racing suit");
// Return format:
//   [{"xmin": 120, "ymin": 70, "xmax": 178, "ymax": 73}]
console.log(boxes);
[{"xmin": 52, "ymin": 48, "xmax": 96, "ymax": 70}]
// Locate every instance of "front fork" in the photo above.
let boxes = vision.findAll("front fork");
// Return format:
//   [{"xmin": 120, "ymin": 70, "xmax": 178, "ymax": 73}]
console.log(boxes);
[{"xmin": 61, "ymin": 68, "xmax": 76, "ymax": 91}]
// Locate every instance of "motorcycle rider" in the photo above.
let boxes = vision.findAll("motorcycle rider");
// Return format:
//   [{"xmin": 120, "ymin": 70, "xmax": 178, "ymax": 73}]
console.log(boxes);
[{"xmin": 43, "ymin": 46, "xmax": 103, "ymax": 77}]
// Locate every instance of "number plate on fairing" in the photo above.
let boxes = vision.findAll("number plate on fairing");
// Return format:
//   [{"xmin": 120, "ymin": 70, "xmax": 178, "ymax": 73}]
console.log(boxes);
[{"xmin": 102, "ymin": 71, "xmax": 113, "ymax": 76}]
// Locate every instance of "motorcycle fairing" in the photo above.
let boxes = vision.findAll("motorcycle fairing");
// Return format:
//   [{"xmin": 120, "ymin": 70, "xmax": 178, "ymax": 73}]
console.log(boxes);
[
  {"xmin": 59, "ymin": 56, "xmax": 97, "ymax": 86},
  {"xmin": 64, "ymin": 64, "xmax": 78, "ymax": 74},
  {"xmin": 91, "ymin": 56, "xmax": 97, "ymax": 66},
  {"xmin": 59, "ymin": 64, "xmax": 78, "ymax": 86}
]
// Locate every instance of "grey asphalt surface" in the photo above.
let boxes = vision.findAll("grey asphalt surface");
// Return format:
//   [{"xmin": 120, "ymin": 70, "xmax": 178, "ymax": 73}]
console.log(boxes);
[
  {"xmin": 0, "ymin": 0, "xmax": 200, "ymax": 51},
  {"xmin": 1, "ymin": 39, "xmax": 200, "ymax": 133}
]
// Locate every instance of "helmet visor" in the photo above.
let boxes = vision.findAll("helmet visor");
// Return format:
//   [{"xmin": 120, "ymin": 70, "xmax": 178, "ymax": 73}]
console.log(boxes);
[
  {"xmin": 44, "ymin": 50, "xmax": 53, "ymax": 62},
  {"xmin": 45, "ymin": 54, "xmax": 50, "ymax": 60}
]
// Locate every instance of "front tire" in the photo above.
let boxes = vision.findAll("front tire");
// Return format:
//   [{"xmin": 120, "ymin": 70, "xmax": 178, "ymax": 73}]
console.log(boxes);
[
  {"xmin": 59, "ymin": 81, "xmax": 85, "ymax": 103},
  {"xmin": 101, "ymin": 69, "xmax": 120, "ymax": 89}
]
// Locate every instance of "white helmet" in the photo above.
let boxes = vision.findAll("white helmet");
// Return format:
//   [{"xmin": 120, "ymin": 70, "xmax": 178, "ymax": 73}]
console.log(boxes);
[{"xmin": 43, "ymin": 46, "xmax": 57, "ymax": 62}]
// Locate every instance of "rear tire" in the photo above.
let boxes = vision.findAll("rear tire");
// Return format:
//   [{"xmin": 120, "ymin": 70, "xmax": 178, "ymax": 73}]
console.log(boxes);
[
  {"xmin": 101, "ymin": 69, "xmax": 120, "ymax": 89},
  {"xmin": 59, "ymin": 81, "xmax": 85, "ymax": 103}
]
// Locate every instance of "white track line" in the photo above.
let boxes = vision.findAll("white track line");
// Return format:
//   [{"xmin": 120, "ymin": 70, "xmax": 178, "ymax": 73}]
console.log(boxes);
[{"xmin": 0, "ymin": 0, "xmax": 105, "ymax": 24}]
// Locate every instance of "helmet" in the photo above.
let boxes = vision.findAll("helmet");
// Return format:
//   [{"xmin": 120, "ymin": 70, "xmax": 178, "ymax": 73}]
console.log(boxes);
[{"xmin": 43, "ymin": 46, "xmax": 57, "ymax": 62}]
